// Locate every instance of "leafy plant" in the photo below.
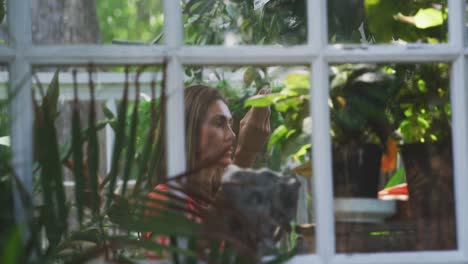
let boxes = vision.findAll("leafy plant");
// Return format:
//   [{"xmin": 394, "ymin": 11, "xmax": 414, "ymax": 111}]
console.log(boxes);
[
  {"xmin": 245, "ymin": 70, "xmax": 311, "ymax": 167},
  {"xmin": 1, "ymin": 64, "xmax": 297, "ymax": 263},
  {"xmin": 392, "ymin": 63, "xmax": 451, "ymax": 144},
  {"xmin": 329, "ymin": 64, "xmax": 398, "ymax": 148},
  {"xmin": 183, "ymin": 0, "xmax": 306, "ymax": 45}
]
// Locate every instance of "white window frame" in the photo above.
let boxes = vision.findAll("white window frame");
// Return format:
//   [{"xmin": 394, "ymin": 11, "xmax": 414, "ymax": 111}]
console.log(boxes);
[{"xmin": 4, "ymin": 0, "xmax": 468, "ymax": 263}]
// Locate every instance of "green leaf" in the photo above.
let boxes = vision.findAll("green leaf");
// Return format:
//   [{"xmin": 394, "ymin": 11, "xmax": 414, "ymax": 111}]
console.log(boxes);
[
  {"xmin": 267, "ymin": 125, "xmax": 288, "ymax": 151},
  {"xmin": 71, "ymin": 100, "xmax": 85, "ymax": 224},
  {"xmin": 107, "ymin": 70, "xmax": 129, "ymax": 207},
  {"xmin": 417, "ymin": 116, "xmax": 430, "ymax": 129},
  {"xmin": 87, "ymin": 77, "xmax": 100, "ymax": 216},
  {"xmin": 293, "ymin": 143, "xmax": 311, "ymax": 160},
  {"xmin": 364, "ymin": 0, "xmax": 398, "ymax": 42},
  {"xmin": 413, "ymin": 8, "xmax": 444, "ymax": 29},
  {"xmin": 44, "ymin": 70, "xmax": 60, "ymax": 117},
  {"xmin": 274, "ymin": 97, "xmax": 302, "ymax": 112},
  {"xmin": 404, "ymin": 108, "xmax": 413, "ymax": 117},
  {"xmin": 244, "ymin": 93, "xmax": 282, "ymax": 108},
  {"xmin": 120, "ymin": 85, "xmax": 140, "ymax": 197},
  {"xmin": 0, "ymin": 227, "xmax": 22, "ymax": 264},
  {"xmin": 284, "ymin": 72, "xmax": 310, "ymax": 91},
  {"xmin": 418, "ymin": 79, "xmax": 428, "ymax": 93},
  {"xmin": 36, "ymin": 84, "xmax": 69, "ymax": 249},
  {"xmin": 384, "ymin": 167, "xmax": 406, "ymax": 189}
]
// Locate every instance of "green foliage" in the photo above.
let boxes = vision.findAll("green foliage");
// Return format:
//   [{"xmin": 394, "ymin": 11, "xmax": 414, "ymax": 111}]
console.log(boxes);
[
  {"xmin": 34, "ymin": 71, "xmax": 69, "ymax": 249},
  {"xmin": 0, "ymin": 0, "xmax": 5, "ymax": 25},
  {"xmin": 245, "ymin": 70, "xmax": 310, "ymax": 167},
  {"xmin": 330, "ymin": 64, "xmax": 397, "ymax": 147},
  {"xmin": 3, "ymin": 66, "xmax": 298, "ymax": 263},
  {"xmin": 183, "ymin": 0, "xmax": 306, "ymax": 45},
  {"xmin": 393, "ymin": 63, "xmax": 451, "ymax": 143},
  {"xmin": 97, "ymin": 0, "xmax": 164, "ymax": 43},
  {"xmin": 0, "ymin": 227, "xmax": 22, "ymax": 264},
  {"xmin": 364, "ymin": 0, "xmax": 447, "ymax": 43},
  {"xmin": 2, "ymin": 0, "xmax": 456, "ymax": 262}
]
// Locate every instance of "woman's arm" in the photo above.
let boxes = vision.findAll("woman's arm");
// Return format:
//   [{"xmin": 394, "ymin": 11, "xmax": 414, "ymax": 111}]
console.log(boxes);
[{"xmin": 233, "ymin": 88, "xmax": 271, "ymax": 167}]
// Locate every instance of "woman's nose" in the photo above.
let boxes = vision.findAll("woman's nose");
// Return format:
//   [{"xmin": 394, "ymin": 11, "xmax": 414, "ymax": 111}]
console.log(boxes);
[{"xmin": 225, "ymin": 125, "xmax": 236, "ymax": 142}]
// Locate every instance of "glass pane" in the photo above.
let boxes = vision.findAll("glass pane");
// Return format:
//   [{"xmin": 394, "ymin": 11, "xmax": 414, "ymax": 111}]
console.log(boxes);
[
  {"xmin": 0, "ymin": 67, "xmax": 12, "ymax": 253},
  {"xmin": 183, "ymin": 65, "xmax": 315, "ymax": 256},
  {"xmin": 27, "ymin": 64, "xmax": 313, "ymax": 261},
  {"xmin": 32, "ymin": 0, "xmax": 164, "ymax": 45},
  {"xmin": 330, "ymin": 63, "xmax": 455, "ymax": 252},
  {"xmin": 32, "ymin": 66, "xmax": 162, "ymax": 182},
  {"xmin": 183, "ymin": 0, "xmax": 307, "ymax": 45},
  {"xmin": 328, "ymin": 0, "xmax": 448, "ymax": 44},
  {"xmin": 0, "ymin": 0, "xmax": 6, "ymax": 44},
  {"xmin": 466, "ymin": 0, "xmax": 468, "ymax": 45}
]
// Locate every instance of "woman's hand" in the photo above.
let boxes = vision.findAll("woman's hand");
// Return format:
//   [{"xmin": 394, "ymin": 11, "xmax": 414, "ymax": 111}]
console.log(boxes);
[{"xmin": 234, "ymin": 88, "xmax": 271, "ymax": 167}]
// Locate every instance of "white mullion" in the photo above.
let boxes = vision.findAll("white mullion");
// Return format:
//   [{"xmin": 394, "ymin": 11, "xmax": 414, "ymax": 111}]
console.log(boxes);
[
  {"xmin": 26, "ymin": 45, "xmax": 166, "ymax": 65},
  {"xmin": 451, "ymin": 55, "xmax": 468, "ymax": 258},
  {"xmin": 8, "ymin": 0, "xmax": 33, "ymax": 243},
  {"xmin": 449, "ymin": 0, "xmax": 468, "ymax": 259},
  {"xmin": 309, "ymin": 0, "xmax": 334, "ymax": 261},
  {"xmin": 179, "ymin": 45, "xmax": 316, "ymax": 65},
  {"xmin": 325, "ymin": 44, "xmax": 458, "ymax": 63},
  {"xmin": 163, "ymin": 0, "xmax": 185, "ymax": 178},
  {"xmin": 311, "ymin": 57, "xmax": 335, "ymax": 263},
  {"xmin": 448, "ymin": 0, "xmax": 465, "ymax": 49},
  {"xmin": 21, "ymin": 44, "xmax": 466, "ymax": 66},
  {"xmin": 332, "ymin": 250, "xmax": 467, "ymax": 264},
  {"xmin": 308, "ymin": 0, "xmax": 327, "ymax": 51},
  {"xmin": 163, "ymin": 0, "xmax": 183, "ymax": 48}
]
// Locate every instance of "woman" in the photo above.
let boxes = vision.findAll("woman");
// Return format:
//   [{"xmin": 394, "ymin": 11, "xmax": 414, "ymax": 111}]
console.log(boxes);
[
  {"xmin": 144, "ymin": 85, "xmax": 271, "ymax": 254},
  {"xmin": 153, "ymin": 84, "xmax": 271, "ymax": 200}
]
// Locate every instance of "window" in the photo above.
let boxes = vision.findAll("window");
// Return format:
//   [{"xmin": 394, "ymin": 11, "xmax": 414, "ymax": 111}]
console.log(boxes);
[{"xmin": 4, "ymin": 0, "xmax": 468, "ymax": 263}]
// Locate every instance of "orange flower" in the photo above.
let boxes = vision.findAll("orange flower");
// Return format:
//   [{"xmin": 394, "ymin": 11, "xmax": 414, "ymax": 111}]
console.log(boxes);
[{"xmin": 381, "ymin": 138, "xmax": 398, "ymax": 173}]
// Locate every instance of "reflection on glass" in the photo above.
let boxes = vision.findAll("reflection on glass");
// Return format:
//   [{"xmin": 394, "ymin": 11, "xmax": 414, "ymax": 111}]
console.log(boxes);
[
  {"xmin": 330, "ymin": 63, "xmax": 455, "ymax": 252},
  {"xmin": 183, "ymin": 0, "xmax": 307, "ymax": 45},
  {"xmin": 184, "ymin": 65, "xmax": 314, "ymax": 254},
  {"xmin": 32, "ymin": 0, "xmax": 164, "ymax": 45},
  {"xmin": 328, "ymin": 0, "xmax": 448, "ymax": 44}
]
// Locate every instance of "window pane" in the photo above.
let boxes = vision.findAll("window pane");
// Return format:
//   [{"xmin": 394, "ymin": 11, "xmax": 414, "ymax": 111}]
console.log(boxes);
[
  {"xmin": 466, "ymin": 0, "xmax": 468, "ymax": 44},
  {"xmin": 32, "ymin": 65, "xmax": 162, "ymax": 182},
  {"xmin": 28, "ymin": 64, "xmax": 313, "ymax": 261},
  {"xmin": 328, "ymin": 0, "xmax": 448, "ymax": 44},
  {"xmin": 183, "ymin": 65, "xmax": 314, "ymax": 255},
  {"xmin": 0, "ymin": 0, "xmax": 6, "ymax": 44},
  {"xmin": 330, "ymin": 63, "xmax": 455, "ymax": 252},
  {"xmin": 0, "ymin": 67, "xmax": 12, "ymax": 252},
  {"xmin": 32, "ymin": 0, "xmax": 164, "ymax": 45},
  {"xmin": 31, "ymin": 65, "xmax": 170, "ymax": 260},
  {"xmin": 183, "ymin": 0, "xmax": 307, "ymax": 46}
]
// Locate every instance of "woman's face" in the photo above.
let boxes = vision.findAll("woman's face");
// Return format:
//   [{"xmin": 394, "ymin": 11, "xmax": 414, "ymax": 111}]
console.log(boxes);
[{"xmin": 199, "ymin": 100, "xmax": 236, "ymax": 167}]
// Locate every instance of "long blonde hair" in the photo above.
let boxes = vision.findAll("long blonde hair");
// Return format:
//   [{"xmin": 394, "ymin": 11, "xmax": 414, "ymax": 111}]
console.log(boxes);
[{"xmin": 154, "ymin": 85, "xmax": 226, "ymax": 197}]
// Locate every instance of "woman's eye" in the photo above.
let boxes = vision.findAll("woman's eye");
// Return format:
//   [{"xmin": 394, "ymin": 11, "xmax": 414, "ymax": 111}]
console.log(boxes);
[{"xmin": 212, "ymin": 119, "xmax": 224, "ymax": 127}]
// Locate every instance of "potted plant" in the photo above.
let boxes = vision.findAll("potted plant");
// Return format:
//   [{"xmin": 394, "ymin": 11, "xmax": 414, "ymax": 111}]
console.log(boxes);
[
  {"xmin": 329, "ymin": 64, "xmax": 397, "ymax": 198},
  {"xmin": 391, "ymin": 63, "xmax": 455, "ymax": 250}
]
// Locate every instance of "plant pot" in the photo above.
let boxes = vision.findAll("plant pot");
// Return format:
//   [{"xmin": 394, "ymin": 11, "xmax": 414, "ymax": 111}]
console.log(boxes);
[
  {"xmin": 400, "ymin": 142, "xmax": 456, "ymax": 250},
  {"xmin": 332, "ymin": 143, "xmax": 382, "ymax": 198}
]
